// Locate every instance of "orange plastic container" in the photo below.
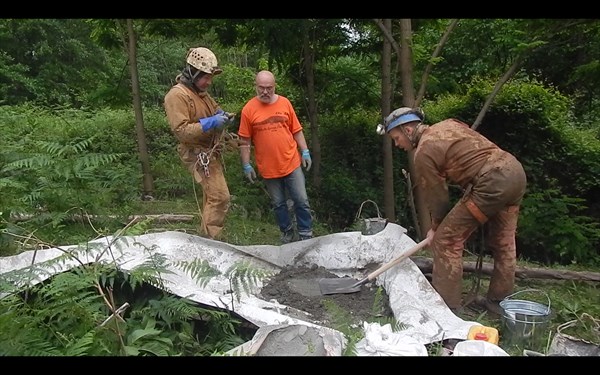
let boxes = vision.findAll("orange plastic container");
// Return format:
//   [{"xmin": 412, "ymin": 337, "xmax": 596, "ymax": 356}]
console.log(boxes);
[{"xmin": 467, "ymin": 325, "xmax": 499, "ymax": 345}]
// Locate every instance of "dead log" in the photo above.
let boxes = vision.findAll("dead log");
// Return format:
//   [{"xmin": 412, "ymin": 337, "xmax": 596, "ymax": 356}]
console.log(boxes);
[
  {"xmin": 411, "ymin": 256, "xmax": 600, "ymax": 282},
  {"xmin": 12, "ymin": 213, "xmax": 195, "ymax": 224},
  {"xmin": 125, "ymin": 214, "xmax": 195, "ymax": 224}
]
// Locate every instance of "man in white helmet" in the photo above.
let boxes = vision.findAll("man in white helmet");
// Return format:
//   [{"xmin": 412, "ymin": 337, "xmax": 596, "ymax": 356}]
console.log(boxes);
[
  {"xmin": 379, "ymin": 107, "xmax": 527, "ymax": 316},
  {"xmin": 164, "ymin": 47, "xmax": 233, "ymax": 240}
]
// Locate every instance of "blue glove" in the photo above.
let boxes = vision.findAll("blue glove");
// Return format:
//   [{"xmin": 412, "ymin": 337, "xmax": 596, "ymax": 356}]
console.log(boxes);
[
  {"xmin": 217, "ymin": 108, "xmax": 236, "ymax": 122},
  {"xmin": 199, "ymin": 113, "xmax": 228, "ymax": 132},
  {"xmin": 243, "ymin": 163, "xmax": 257, "ymax": 183},
  {"xmin": 301, "ymin": 149, "xmax": 312, "ymax": 171}
]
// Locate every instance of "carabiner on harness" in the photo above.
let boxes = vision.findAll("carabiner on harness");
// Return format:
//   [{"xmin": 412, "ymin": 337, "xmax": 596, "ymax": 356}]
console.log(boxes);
[{"xmin": 198, "ymin": 152, "xmax": 211, "ymax": 177}]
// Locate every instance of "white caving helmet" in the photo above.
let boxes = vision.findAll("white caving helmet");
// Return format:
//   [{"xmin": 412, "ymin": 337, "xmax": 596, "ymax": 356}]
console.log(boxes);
[
  {"xmin": 186, "ymin": 47, "xmax": 223, "ymax": 76},
  {"xmin": 376, "ymin": 107, "xmax": 424, "ymax": 135}
]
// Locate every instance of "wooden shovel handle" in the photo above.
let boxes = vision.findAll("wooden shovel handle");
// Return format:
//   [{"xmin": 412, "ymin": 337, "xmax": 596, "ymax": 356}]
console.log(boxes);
[{"xmin": 366, "ymin": 238, "xmax": 431, "ymax": 281}]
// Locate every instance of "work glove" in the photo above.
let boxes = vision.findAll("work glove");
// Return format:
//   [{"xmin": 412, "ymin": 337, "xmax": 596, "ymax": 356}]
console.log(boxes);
[
  {"xmin": 242, "ymin": 163, "xmax": 257, "ymax": 183},
  {"xmin": 301, "ymin": 149, "xmax": 312, "ymax": 171},
  {"xmin": 199, "ymin": 112, "xmax": 229, "ymax": 132},
  {"xmin": 217, "ymin": 108, "xmax": 236, "ymax": 122}
]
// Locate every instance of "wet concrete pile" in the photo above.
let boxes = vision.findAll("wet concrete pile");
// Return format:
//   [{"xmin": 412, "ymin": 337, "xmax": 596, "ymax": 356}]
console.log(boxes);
[{"xmin": 260, "ymin": 264, "xmax": 394, "ymax": 329}]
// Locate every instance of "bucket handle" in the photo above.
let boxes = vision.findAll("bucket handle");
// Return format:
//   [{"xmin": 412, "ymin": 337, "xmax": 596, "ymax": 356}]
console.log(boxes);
[
  {"xmin": 355, "ymin": 199, "xmax": 382, "ymax": 220},
  {"xmin": 503, "ymin": 289, "xmax": 551, "ymax": 314}
]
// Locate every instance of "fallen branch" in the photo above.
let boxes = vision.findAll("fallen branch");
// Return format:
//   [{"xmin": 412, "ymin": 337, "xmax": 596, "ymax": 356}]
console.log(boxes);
[
  {"xmin": 12, "ymin": 213, "xmax": 195, "ymax": 224},
  {"xmin": 125, "ymin": 214, "xmax": 195, "ymax": 224},
  {"xmin": 411, "ymin": 256, "xmax": 600, "ymax": 282}
]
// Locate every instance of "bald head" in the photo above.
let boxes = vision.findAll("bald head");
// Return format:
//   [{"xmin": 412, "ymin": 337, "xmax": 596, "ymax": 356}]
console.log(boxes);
[
  {"xmin": 256, "ymin": 70, "xmax": 275, "ymax": 85},
  {"xmin": 255, "ymin": 70, "xmax": 277, "ymax": 103}
]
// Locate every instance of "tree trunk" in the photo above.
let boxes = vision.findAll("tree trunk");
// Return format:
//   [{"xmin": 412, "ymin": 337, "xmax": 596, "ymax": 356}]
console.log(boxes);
[
  {"xmin": 381, "ymin": 19, "xmax": 395, "ymax": 222},
  {"xmin": 400, "ymin": 19, "xmax": 431, "ymax": 240},
  {"xmin": 126, "ymin": 19, "xmax": 154, "ymax": 199},
  {"xmin": 301, "ymin": 21, "xmax": 321, "ymax": 189}
]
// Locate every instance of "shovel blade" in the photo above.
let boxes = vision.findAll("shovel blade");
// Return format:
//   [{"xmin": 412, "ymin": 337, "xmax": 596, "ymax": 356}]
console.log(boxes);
[{"xmin": 318, "ymin": 277, "xmax": 363, "ymax": 295}]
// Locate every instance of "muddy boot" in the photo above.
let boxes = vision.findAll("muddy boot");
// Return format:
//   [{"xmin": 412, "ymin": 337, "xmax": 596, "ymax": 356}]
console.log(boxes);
[
  {"xmin": 470, "ymin": 295, "xmax": 503, "ymax": 318},
  {"xmin": 484, "ymin": 298, "xmax": 503, "ymax": 318},
  {"xmin": 280, "ymin": 227, "xmax": 295, "ymax": 244}
]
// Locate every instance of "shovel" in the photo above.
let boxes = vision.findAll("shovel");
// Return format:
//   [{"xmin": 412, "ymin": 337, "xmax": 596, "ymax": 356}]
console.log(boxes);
[{"xmin": 318, "ymin": 237, "xmax": 430, "ymax": 295}]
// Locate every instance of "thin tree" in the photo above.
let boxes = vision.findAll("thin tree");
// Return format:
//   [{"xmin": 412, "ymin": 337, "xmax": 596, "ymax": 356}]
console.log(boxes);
[
  {"xmin": 89, "ymin": 19, "xmax": 155, "ymax": 199},
  {"xmin": 301, "ymin": 20, "xmax": 322, "ymax": 188},
  {"xmin": 399, "ymin": 19, "xmax": 430, "ymax": 240},
  {"xmin": 379, "ymin": 19, "xmax": 395, "ymax": 221},
  {"xmin": 125, "ymin": 19, "xmax": 154, "ymax": 199}
]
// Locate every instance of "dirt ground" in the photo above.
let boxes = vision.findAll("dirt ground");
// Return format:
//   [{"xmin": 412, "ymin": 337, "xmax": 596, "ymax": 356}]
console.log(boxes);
[{"xmin": 260, "ymin": 264, "xmax": 394, "ymax": 328}]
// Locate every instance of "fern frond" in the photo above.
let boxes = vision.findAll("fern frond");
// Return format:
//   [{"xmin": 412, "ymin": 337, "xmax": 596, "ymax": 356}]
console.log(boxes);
[
  {"xmin": 322, "ymin": 299, "xmax": 356, "ymax": 332},
  {"xmin": 0, "ymin": 335, "xmax": 62, "ymax": 356},
  {"xmin": 75, "ymin": 153, "xmax": 121, "ymax": 168},
  {"xmin": 225, "ymin": 261, "xmax": 274, "ymax": 302},
  {"xmin": 0, "ymin": 306, "xmax": 62, "ymax": 356},
  {"xmin": 370, "ymin": 286, "xmax": 395, "ymax": 320},
  {"xmin": 173, "ymin": 258, "xmax": 221, "ymax": 288},
  {"xmin": 204, "ymin": 330, "xmax": 246, "ymax": 354},
  {"xmin": 38, "ymin": 140, "xmax": 69, "ymax": 156},
  {"xmin": 143, "ymin": 294, "xmax": 204, "ymax": 324},
  {"xmin": 126, "ymin": 252, "xmax": 173, "ymax": 292},
  {"xmin": 64, "ymin": 330, "xmax": 95, "ymax": 356},
  {"xmin": 4, "ymin": 154, "xmax": 54, "ymax": 171},
  {"xmin": 119, "ymin": 219, "xmax": 153, "ymax": 237}
]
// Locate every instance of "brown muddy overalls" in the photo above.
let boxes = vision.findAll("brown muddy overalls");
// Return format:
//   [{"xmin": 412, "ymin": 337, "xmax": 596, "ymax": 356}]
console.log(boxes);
[
  {"xmin": 413, "ymin": 119, "xmax": 527, "ymax": 309},
  {"xmin": 164, "ymin": 80, "xmax": 230, "ymax": 240}
]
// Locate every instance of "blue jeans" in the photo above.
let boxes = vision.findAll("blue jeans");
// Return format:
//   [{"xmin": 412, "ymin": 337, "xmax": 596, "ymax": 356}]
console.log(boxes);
[{"xmin": 263, "ymin": 166, "xmax": 313, "ymax": 237}]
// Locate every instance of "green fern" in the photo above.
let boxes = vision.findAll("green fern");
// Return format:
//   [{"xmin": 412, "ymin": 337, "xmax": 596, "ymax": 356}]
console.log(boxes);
[
  {"xmin": 134, "ymin": 294, "xmax": 203, "ymax": 326},
  {"xmin": 64, "ymin": 331, "xmax": 96, "ymax": 356},
  {"xmin": 125, "ymin": 252, "xmax": 173, "ymax": 292},
  {"xmin": 371, "ymin": 286, "xmax": 386, "ymax": 317},
  {"xmin": 322, "ymin": 299, "xmax": 357, "ymax": 331},
  {"xmin": 1, "ymin": 134, "xmax": 138, "ymax": 250},
  {"xmin": 173, "ymin": 258, "xmax": 221, "ymax": 288},
  {"xmin": 225, "ymin": 260, "xmax": 274, "ymax": 303},
  {"xmin": 322, "ymin": 298, "xmax": 363, "ymax": 356},
  {"xmin": 0, "ymin": 216, "xmax": 254, "ymax": 356}
]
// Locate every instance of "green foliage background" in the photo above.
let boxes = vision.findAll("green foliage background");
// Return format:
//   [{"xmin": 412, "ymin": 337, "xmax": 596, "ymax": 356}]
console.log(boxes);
[
  {"xmin": 0, "ymin": 18, "xmax": 598, "ymax": 275},
  {"xmin": 1, "ymin": 19, "xmax": 599, "ymax": 356}
]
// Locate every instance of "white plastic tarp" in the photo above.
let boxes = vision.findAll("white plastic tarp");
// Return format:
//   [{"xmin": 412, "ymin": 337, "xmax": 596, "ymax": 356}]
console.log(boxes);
[{"xmin": 0, "ymin": 223, "xmax": 478, "ymax": 355}]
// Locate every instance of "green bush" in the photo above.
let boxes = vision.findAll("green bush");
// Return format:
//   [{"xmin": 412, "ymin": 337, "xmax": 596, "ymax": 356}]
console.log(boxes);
[{"xmin": 518, "ymin": 189, "xmax": 600, "ymax": 265}]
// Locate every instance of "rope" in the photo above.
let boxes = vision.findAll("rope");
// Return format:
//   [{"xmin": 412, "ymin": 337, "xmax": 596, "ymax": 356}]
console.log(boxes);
[{"xmin": 463, "ymin": 225, "xmax": 485, "ymax": 309}]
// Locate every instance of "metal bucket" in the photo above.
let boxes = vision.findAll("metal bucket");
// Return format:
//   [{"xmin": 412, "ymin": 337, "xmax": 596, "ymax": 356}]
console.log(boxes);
[
  {"xmin": 356, "ymin": 200, "xmax": 387, "ymax": 235},
  {"xmin": 499, "ymin": 289, "xmax": 552, "ymax": 350}
]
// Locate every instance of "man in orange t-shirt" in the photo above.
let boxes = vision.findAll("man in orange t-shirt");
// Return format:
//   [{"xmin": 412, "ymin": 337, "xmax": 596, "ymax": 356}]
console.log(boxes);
[{"xmin": 238, "ymin": 70, "xmax": 313, "ymax": 244}]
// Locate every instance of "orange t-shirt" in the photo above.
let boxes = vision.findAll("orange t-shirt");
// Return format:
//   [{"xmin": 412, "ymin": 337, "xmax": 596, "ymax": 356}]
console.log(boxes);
[{"xmin": 238, "ymin": 96, "xmax": 303, "ymax": 178}]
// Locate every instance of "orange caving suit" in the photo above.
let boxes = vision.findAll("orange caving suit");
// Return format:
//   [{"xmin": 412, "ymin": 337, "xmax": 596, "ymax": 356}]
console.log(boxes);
[
  {"xmin": 164, "ymin": 80, "xmax": 230, "ymax": 240},
  {"xmin": 413, "ymin": 119, "xmax": 527, "ymax": 309}
]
